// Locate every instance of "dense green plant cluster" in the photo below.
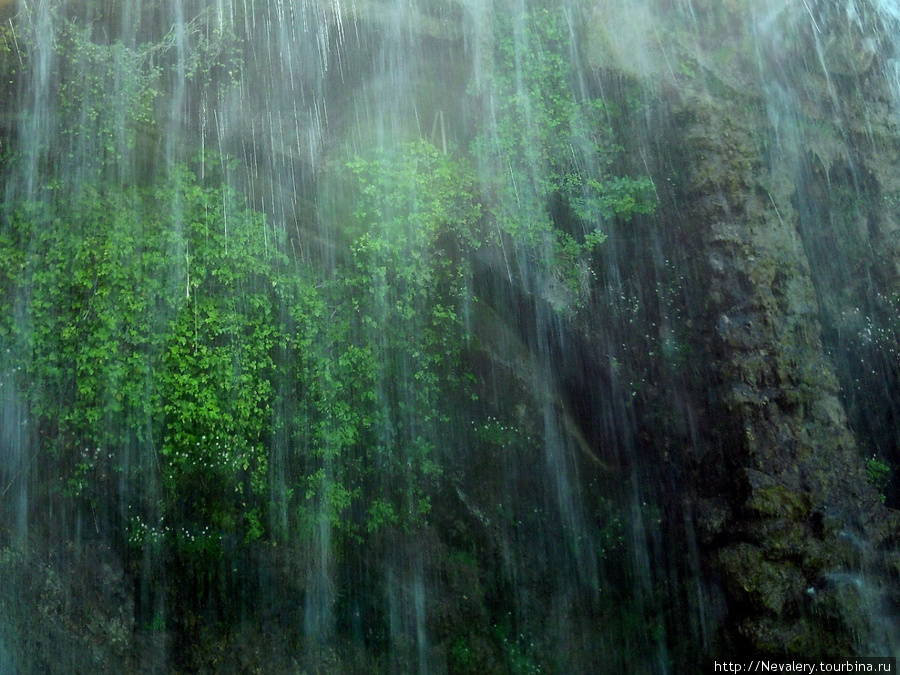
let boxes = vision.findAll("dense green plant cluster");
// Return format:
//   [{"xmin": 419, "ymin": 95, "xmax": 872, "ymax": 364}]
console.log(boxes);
[
  {"xmin": 1, "ymin": 163, "xmax": 283, "ymax": 559},
  {"xmin": 292, "ymin": 141, "xmax": 483, "ymax": 541},
  {"xmin": 0, "ymin": 140, "xmax": 483, "ymax": 568},
  {"xmin": 474, "ymin": 3, "xmax": 656, "ymax": 283},
  {"xmin": 866, "ymin": 455, "xmax": 892, "ymax": 504},
  {"xmin": 0, "ymin": 8, "xmax": 489, "ymax": 599}
]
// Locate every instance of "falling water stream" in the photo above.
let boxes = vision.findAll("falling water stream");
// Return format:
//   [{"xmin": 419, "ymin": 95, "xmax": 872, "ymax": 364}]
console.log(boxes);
[{"xmin": 1, "ymin": 0, "xmax": 900, "ymax": 672}]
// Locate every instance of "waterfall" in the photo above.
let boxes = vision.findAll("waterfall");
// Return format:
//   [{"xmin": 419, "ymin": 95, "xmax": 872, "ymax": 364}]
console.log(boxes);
[{"xmin": 1, "ymin": 0, "xmax": 899, "ymax": 671}]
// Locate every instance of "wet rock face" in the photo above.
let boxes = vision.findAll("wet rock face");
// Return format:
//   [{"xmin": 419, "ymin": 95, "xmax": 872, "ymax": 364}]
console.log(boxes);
[
  {"xmin": 0, "ymin": 544, "xmax": 135, "ymax": 674},
  {"xmin": 646, "ymin": 0, "xmax": 900, "ymax": 656}
]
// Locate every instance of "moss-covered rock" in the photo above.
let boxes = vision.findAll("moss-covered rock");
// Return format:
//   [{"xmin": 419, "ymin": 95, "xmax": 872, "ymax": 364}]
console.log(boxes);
[{"xmin": 718, "ymin": 543, "xmax": 805, "ymax": 616}]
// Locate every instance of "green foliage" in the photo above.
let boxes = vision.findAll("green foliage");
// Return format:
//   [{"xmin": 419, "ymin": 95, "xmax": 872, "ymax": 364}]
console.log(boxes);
[
  {"xmin": 0, "ymin": 214, "xmax": 25, "ymax": 345},
  {"xmin": 473, "ymin": 4, "xmax": 655, "ymax": 284},
  {"xmin": 0, "ymin": 139, "xmax": 489, "ymax": 576},
  {"xmin": 866, "ymin": 455, "xmax": 892, "ymax": 503},
  {"xmin": 151, "ymin": 164, "xmax": 286, "ymax": 549},
  {"xmin": 346, "ymin": 140, "xmax": 482, "ymax": 249},
  {"xmin": 2, "ymin": 8, "xmax": 242, "ymax": 184},
  {"xmin": 0, "ymin": 20, "xmax": 21, "ymax": 95},
  {"xmin": 493, "ymin": 615, "xmax": 544, "ymax": 675},
  {"xmin": 293, "ymin": 141, "xmax": 482, "ymax": 539},
  {"xmin": 1, "ymin": 163, "xmax": 285, "ymax": 563},
  {"xmin": 449, "ymin": 636, "xmax": 475, "ymax": 672},
  {"xmin": 1, "ymin": 1, "xmax": 657, "ymax": 562},
  {"xmin": 15, "ymin": 185, "xmax": 164, "ymax": 453},
  {"xmin": 55, "ymin": 22, "xmax": 162, "ymax": 165}
]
